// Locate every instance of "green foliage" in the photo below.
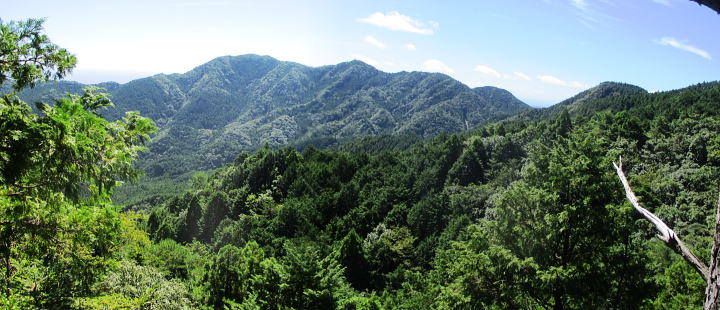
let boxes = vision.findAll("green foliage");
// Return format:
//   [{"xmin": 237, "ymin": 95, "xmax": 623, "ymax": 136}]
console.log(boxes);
[
  {"xmin": 137, "ymin": 80, "xmax": 720, "ymax": 308},
  {"xmin": 6, "ymin": 16, "xmax": 720, "ymax": 309},
  {"xmin": 200, "ymin": 191, "xmax": 230, "ymax": 242},
  {"xmin": 74, "ymin": 260, "xmax": 193, "ymax": 310},
  {"xmin": 0, "ymin": 18, "xmax": 77, "ymax": 90},
  {"xmin": 487, "ymin": 127, "xmax": 653, "ymax": 308},
  {"xmin": 204, "ymin": 242, "xmax": 289, "ymax": 308},
  {"xmin": 0, "ymin": 18, "xmax": 155, "ymax": 307},
  {"xmin": 445, "ymin": 136, "xmax": 487, "ymax": 186},
  {"xmin": 429, "ymin": 225, "xmax": 539, "ymax": 309},
  {"xmin": 335, "ymin": 229, "xmax": 370, "ymax": 291},
  {"xmin": 281, "ymin": 240, "xmax": 349, "ymax": 309},
  {"xmin": 645, "ymin": 260, "xmax": 705, "ymax": 309},
  {"xmin": 16, "ymin": 55, "xmax": 531, "ymax": 206}
]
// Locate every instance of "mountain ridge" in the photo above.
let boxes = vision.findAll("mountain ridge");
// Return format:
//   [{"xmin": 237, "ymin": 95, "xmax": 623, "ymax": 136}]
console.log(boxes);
[{"xmin": 16, "ymin": 54, "xmax": 531, "ymax": 177}]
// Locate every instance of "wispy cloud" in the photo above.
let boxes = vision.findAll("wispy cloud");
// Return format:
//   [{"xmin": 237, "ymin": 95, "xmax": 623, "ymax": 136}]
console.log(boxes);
[
  {"xmin": 514, "ymin": 72, "xmax": 532, "ymax": 81},
  {"xmin": 656, "ymin": 37, "xmax": 711, "ymax": 60},
  {"xmin": 351, "ymin": 54, "xmax": 379, "ymax": 67},
  {"xmin": 173, "ymin": 1, "xmax": 230, "ymax": 7},
  {"xmin": 405, "ymin": 43, "xmax": 417, "ymax": 51},
  {"xmin": 473, "ymin": 65, "xmax": 533, "ymax": 81},
  {"xmin": 652, "ymin": 0, "xmax": 671, "ymax": 6},
  {"xmin": 364, "ymin": 35, "xmax": 385, "ymax": 49},
  {"xmin": 537, "ymin": 75, "xmax": 587, "ymax": 88},
  {"xmin": 474, "ymin": 65, "xmax": 501, "ymax": 78},
  {"xmin": 568, "ymin": 0, "xmax": 598, "ymax": 29},
  {"xmin": 571, "ymin": 0, "xmax": 588, "ymax": 10},
  {"xmin": 424, "ymin": 59, "xmax": 455, "ymax": 74},
  {"xmin": 567, "ymin": 0, "xmax": 618, "ymax": 29},
  {"xmin": 359, "ymin": 12, "xmax": 435, "ymax": 35}
]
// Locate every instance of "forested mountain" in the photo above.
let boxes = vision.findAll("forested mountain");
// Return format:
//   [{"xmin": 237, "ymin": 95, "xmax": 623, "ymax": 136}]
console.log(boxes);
[
  {"xmin": 17, "ymin": 55, "xmax": 530, "ymax": 178},
  {"xmin": 511, "ymin": 81, "xmax": 649, "ymax": 122},
  {"xmin": 134, "ymin": 80, "xmax": 720, "ymax": 308},
  {"xmin": 6, "ymin": 12, "xmax": 720, "ymax": 310},
  {"xmin": 554, "ymin": 81, "xmax": 647, "ymax": 110}
]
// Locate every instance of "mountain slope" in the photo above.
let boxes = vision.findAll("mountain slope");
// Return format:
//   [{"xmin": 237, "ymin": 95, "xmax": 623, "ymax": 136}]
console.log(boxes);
[
  {"xmin": 507, "ymin": 81, "xmax": 648, "ymax": 123},
  {"xmin": 19, "ymin": 54, "xmax": 531, "ymax": 177},
  {"xmin": 472, "ymin": 86, "xmax": 527, "ymax": 112},
  {"xmin": 140, "ymin": 79, "xmax": 720, "ymax": 308},
  {"xmin": 552, "ymin": 81, "xmax": 647, "ymax": 112}
]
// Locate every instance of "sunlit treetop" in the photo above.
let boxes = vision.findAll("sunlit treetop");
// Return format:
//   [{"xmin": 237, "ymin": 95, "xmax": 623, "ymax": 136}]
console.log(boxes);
[{"xmin": 0, "ymin": 18, "xmax": 77, "ymax": 91}]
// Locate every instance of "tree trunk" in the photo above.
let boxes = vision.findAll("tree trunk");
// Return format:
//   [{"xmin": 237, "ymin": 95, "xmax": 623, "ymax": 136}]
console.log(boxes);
[{"xmin": 704, "ymin": 195, "xmax": 720, "ymax": 310}]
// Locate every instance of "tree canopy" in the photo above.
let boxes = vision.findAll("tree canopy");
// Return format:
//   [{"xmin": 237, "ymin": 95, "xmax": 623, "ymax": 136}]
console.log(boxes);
[
  {"xmin": 0, "ymin": 18, "xmax": 156, "ymax": 308},
  {"xmin": 2, "ymin": 15, "xmax": 720, "ymax": 310}
]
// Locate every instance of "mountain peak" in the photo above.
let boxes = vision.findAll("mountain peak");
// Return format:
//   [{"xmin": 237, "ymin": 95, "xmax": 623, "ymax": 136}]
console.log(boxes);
[
  {"xmin": 557, "ymin": 81, "xmax": 646, "ymax": 109},
  {"xmin": 473, "ymin": 86, "xmax": 529, "ymax": 110},
  {"xmin": 337, "ymin": 59, "xmax": 378, "ymax": 71}
]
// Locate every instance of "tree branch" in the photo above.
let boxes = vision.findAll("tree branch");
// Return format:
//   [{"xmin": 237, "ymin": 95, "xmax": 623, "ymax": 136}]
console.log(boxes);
[
  {"xmin": 613, "ymin": 158, "xmax": 709, "ymax": 282},
  {"xmin": 690, "ymin": 0, "xmax": 720, "ymax": 14}
]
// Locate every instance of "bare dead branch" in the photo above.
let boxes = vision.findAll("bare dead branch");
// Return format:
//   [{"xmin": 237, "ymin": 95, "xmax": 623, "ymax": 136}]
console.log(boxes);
[{"xmin": 613, "ymin": 158, "xmax": 709, "ymax": 282}]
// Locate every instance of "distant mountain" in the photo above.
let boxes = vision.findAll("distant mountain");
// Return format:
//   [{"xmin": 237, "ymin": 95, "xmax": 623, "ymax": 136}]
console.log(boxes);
[
  {"xmin": 17, "ymin": 54, "xmax": 530, "ymax": 177},
  {"xmin": 472, "ymin": 86, "xmax": 527, "ymax": 112},
  {"xmin": 508, "ymin": 81, "xmax": 648, "ymax": 122},
  {"xmin": 552, "ymin": 82, "xmax": 647, "ymax": 112}
]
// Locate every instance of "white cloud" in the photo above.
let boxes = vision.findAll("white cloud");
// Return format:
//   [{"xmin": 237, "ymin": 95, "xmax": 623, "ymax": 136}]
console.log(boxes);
[
  {"xmin": 568, "ymin": 0, "xmax": 617, "ymax": 29},
  {"xmin": 571, "ymin": 0, "xmax": 588, "ymax": 10},
  {"xmin": 537, "ymin": 75, "xmax": 587, "ymax": 88},
  {"xmin": 656, "ymin": 37, "xmax": 711, "ymax": 60},
  {"xmin": 514, "ymin": 72, "xmax": 532, "ymax": 81},
  {"xmin": 351, "ymin": 54, "xmax": 379, "ymax": 67},
  {"xmin": 652, "ymin": 0, "xmax": 671, "ymax": 6},
  {"xmin": 424, "ymin": 59, "xmax": 455, "ymax": 74},
  {"xmin": 364, "ymin": 35, "xmax": 385, "ymax": 49},
  {"xmin": 473, "ymin": 65, "xmax": 501, "ymax": 78},
  {"xmin": 405, "ymin": 43, "xmax": 416, "ymax": 51},
  {"xmin": 359, "ymin": 12, "xmax": 435, "ymax": 35},
  {"xmin": 473, "ymin": 66, "xmax": 534, "ymax": 81}
]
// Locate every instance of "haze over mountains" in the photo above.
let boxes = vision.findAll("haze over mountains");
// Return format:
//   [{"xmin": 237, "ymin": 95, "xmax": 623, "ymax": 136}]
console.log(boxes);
[{"xmin": 16, "ymin": 54, "xmax": 531, "ymax": 176}]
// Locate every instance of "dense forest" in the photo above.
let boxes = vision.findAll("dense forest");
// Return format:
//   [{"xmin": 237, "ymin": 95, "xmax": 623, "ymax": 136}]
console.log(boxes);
[
  {"xmin": 3, "ymin": 17, "xmax": 720, "ymax": 309},
  {"xmin": 11, "ymin": 53, "xmax": 530, "ymax": 207}
]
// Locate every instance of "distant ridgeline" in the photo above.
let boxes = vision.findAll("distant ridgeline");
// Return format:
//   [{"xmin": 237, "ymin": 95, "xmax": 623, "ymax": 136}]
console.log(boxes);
[{"xmin": 15, "ymin": 54, "xmax": 530, "ymax": 179}]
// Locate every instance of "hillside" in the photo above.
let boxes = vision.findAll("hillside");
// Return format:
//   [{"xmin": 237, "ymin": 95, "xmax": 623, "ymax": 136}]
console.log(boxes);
[
  {"xmin": 18, "ymin": 55, "xmax": 530, "ymax": 179},
  {"xmin": 508, "ymin": 81, "xmax": 648, "ymax": 122},
  {"xmin": 141, "ymin": 81, "xmax": 720, "ymax": 308},
  {"xmin": 553, "ymin": 81, "xmax": 647, "ymax": 111}
]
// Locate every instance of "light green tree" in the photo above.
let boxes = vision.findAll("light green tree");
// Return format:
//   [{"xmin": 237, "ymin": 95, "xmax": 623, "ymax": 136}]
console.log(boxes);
[{"xmin": 0, "ymin": 18, "xmax": 156, "ymax": 307}]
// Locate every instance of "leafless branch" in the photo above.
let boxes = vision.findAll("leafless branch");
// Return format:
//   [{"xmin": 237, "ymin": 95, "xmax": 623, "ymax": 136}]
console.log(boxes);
[{"xmin": 613, "ymin": 158, "xmax": 709, "ymax": 282}]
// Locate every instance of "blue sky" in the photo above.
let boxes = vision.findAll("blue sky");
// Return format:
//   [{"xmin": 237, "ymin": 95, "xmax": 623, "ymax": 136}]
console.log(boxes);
[{"xmin": 5, "ymin": 0, "xmax": 719, "ymax": 106}]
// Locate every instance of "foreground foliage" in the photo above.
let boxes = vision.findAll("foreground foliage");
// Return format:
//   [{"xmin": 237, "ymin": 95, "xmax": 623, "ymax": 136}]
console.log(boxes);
[
  {"xmin": 0, "ymin": 18, "xmax": 157, "ymax": 308},
  {"xmin": 4, "ymin": 17, "xmax": 720, "ymax": 310}
]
